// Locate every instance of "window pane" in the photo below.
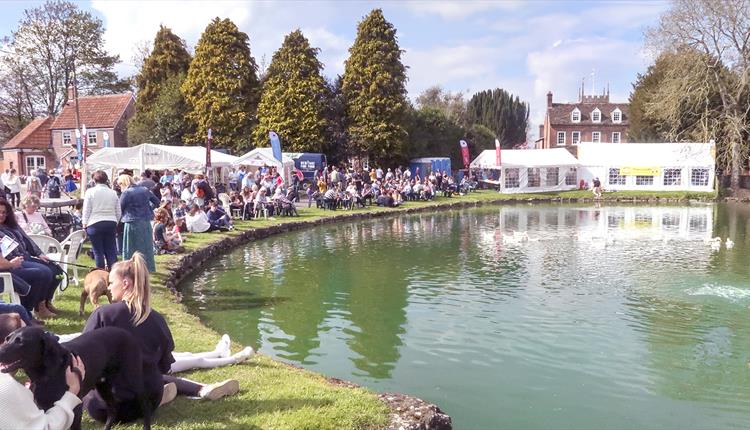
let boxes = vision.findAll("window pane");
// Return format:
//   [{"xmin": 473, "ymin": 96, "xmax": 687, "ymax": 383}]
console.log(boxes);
[
  {"xmin": 556, "ymin": 132, "xmax": 565, "ymax": 145},
  {"xmin": 62, "ymin": 132, "xmax": 71, "ymax": 146},
  {"xmin": 612, "ymin": 132, "xmax": 620, "ymax": 143},
  {"xmin": 545, "ymin": 167, "xmax": 559, "ymax": 186},
  {"xmin": 505, "ymin": 168, "xmax": 520, "ymax": 188},
  {"xmin": 572, "ymin": 132, "xmax": 580, "ymax": 144},
  {"xmin": 592, "ymin": 132, "xmax": 600, "ymax": 143},
  {"xmin": 636, "ymin": 175, "xmax": 654, "ymax": 185},
  {"xmin": 691, "ymin": 168, "xmax": 709, "ymax": 186},
  {"xmin": 608, "ymin": 168, "xmax": 626, "ymax": 185},
  {"xmin": 527, "ymin": 168, "xmax": 540, "ymax": 187},
  {"xmin": 663, "ymin": 168, "xmax": 682, "ymax": 185},
  {"xmin": 565, "ymin": 167, "xmax": 577, "ymax": 185}
]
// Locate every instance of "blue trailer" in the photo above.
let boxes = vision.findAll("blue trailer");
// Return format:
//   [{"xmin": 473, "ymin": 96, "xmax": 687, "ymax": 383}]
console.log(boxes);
[
  {"xmin": 409, "ymin": 157, "xmax": 452, "ymax": 178},
  {"xmin": 283, "ymin": 152, "xmax": 328, "ymax": 182}
]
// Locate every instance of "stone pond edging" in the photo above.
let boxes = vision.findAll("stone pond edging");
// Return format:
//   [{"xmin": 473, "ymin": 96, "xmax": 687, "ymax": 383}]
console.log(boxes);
[{"xmin": 161, "ymin": 193, "xmax": 717, "ymax": 430}]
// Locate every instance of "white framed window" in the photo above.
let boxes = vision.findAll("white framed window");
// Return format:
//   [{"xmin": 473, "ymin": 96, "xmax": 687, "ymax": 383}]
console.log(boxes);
[
  {"xmin": 612, "ymin": 108, "xmax": 622, "ymax": 123},
  {"xmin": 505, "ymin": 168, "xmax": 520, "ymax": 188},
  {"xmin": 608, "ymin": 168, "xmax": 626, "ymax": 185},
  {"xmin": 612, "ymin": 132, "xmax": 621, "ymax": 143},
  {"xmin": 527, "ymin": 168, "xmax": 540, "ymax": 187},
  {"xmin": 592, "ymin": 131, "xmax": 601, "ymax": 143},
  {"xmin": 636, "ymin": 175, "xmax": 654, "ymax": 186},
  {"xmin": 572, "ymin": 131, "xmax": 581, "ymax": 145},
  {"xmin": 87, "ymin": 131, "xmax": 97, "ymax": 146},
  {"xmin": 691, "ymin": 168, "xmax": 710, "ymax": 186},
  {"xmin": 565, "ymin": 167, "xmax": 577, "ymax": 185},
  {"xmin": 545, "ymin": 167, "xmax": 559, "ymax": 186},
  {"xmin": 571, "ymin": 108, "xmax": 581, "ymax": 123},
  {"xmin": 25, "ymin": 155, "xmax": 45, "ymax": 174},
  {"xmin": 62, "ymin": 131, "xmax": 72, "ymax": 147},
  {"xmin": 591, "ymin": 108, "xmax": 601, "ymax": 123},
  {"xmin": 556, "ymin": 131, "xmax": 566, "ymax": 146},
  {"xmin": 663, "ymin": 168, "xmax": 682, "ymax": 186}
]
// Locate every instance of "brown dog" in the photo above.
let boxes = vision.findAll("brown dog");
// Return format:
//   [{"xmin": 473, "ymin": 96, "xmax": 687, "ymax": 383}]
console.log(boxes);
[{"xmin": 79, "ymin": 269, "xmax": 112, "ymax": 316}]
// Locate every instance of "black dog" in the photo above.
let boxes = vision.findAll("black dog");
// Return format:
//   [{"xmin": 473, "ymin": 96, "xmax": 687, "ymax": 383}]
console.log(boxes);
[{"xmin": 0, "ymin": 326, "xmax": 152, "ymax": 430}]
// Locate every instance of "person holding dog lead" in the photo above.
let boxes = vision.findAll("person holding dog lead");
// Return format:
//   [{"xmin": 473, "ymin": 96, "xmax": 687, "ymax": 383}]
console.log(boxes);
[{"xmin": 0, "ymin": 313, "xmax": 87, "ymax": 430}]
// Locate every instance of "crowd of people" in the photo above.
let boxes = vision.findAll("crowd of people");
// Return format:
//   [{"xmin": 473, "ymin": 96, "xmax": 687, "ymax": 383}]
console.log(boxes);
[{"xmin": 307, "ymin": 165, "xmax": 470, "ymax": 210}]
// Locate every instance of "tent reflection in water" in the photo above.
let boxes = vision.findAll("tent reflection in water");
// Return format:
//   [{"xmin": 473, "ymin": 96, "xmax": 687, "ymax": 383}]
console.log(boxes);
[
  {"xmin": 85, "ymin": 143, "xmax": 239, "ymax": 180},
  {"xmin": 470, "ymin": 148, "xmax": 581, "ymax": 194}
]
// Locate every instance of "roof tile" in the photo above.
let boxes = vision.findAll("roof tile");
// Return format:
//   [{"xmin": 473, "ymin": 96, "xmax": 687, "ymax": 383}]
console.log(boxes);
[
  {"xmin": 4, "ymin": 117, "xmax": 54, "ymax": 149},
  {"xmin": 50, "ymin": 92, "xmax": 134, "ymax": 130}
]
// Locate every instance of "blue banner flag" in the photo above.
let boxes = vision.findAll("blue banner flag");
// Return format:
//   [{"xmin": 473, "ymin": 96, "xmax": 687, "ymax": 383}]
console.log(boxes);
[{"xmin": 270, "ymin": 131, "xmax": 282, "ymax": 162}]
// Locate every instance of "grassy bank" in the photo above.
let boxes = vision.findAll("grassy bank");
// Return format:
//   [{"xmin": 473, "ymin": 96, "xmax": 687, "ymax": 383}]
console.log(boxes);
[{"xmin": 41, "ymin": 188, "xmax": 715, "ymax": 429}]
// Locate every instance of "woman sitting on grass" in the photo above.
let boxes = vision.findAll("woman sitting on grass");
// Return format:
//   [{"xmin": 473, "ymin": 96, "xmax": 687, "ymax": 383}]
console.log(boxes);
[
  {"xmin": 153, "ymin": 209, "xmax": 183, "ymax": 254},
  {"xmin": 82, "ymin": 253, "xmax": 249, "ymax": 426}
]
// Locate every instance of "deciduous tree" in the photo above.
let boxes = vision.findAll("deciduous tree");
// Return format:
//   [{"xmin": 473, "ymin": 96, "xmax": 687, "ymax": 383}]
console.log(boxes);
[
  {"xmin": 649, "ymin": 0, "xmax": 750, "ymax": 190},
  {"xmin": 6, "ymin": 0, "xmax": 127, "ymax": 116}
]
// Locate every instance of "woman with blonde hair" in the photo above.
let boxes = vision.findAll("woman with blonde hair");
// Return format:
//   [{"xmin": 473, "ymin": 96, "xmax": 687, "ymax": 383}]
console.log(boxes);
[
  {"xmin": 82, "ymin": 252, "xmax": 241, "ymax": 425},
  {"xmin": 16, "ymin": 195, "xmax": 52, "ymax": 236},
  {"xmin": 118, "ymin": 174, "xmax": 160, "ymax": 272}
]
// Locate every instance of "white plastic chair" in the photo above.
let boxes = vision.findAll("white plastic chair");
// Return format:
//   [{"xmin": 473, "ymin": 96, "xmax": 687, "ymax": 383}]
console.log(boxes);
[
  {"xmin": 60, "ymin": 230, "xmax": 86, "ymax": 286},
  {"xmin": 28, "ymin": 234, "xmax": 65, "ymax": 297},
  {"xmin": 0, "ymin": 273, "xmax": 22, "ymax": 305}
]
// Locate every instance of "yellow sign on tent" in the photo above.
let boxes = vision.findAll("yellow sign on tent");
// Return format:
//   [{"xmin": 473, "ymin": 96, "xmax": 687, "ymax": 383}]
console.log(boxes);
[{"xmin": 620, "ymin": 166, "xmax": 661, "ymax": 176}]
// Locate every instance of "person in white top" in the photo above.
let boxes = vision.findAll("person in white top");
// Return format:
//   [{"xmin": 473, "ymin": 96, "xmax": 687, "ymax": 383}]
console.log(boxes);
[
  {"xmin": 0, "ymin": 313, "xmax": 86, "ymax": 430},
  {"xmin": 185, "ymin": 204, "xmax": 214, "ymax": 233},
  {"xmin": 16, "ymin": 196, "xmax": 52, "ymax": 236},
  {"xmin": 5, "ymin": 169, "xmax": 20, "ymax": 208},
  {"xmin": 82, "ymin": 170, "xmax": 122, "ymax": 270}
]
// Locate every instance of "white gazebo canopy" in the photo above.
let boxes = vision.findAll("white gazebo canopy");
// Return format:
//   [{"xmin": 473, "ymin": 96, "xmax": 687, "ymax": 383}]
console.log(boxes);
[
  {"xmin": 576, "ymin": 143, "xmax": 714, "ymax": 167},
  {"xmin": 233, "ymin": 147, "xmax": 295, "ymax": 184},
  {"xmin": 85, "ymin": 143, "xmax": 238, "ymax": 174}
]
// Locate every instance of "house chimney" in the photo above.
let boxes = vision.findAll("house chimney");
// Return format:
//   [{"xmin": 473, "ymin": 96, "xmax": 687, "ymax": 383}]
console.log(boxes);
[
  {"xmin": 67, "ymin": 86, "xmax": 76, "ymax": 102},
  {"xmin": 546, "ymin": 91, "xmax": 553, "ymax": 108}
]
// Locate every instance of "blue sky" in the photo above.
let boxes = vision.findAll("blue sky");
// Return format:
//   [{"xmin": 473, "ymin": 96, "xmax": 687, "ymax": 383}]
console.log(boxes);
[{"xmin": 1, "ymin": 0, "xmax": 668, "ymax": 139}]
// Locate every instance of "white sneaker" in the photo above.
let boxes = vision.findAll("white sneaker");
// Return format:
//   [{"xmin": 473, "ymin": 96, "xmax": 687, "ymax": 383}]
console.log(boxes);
[
  {"xmin": 216, "ymin": 334, "xmax": 231, "ymax": 358},
  {"xmin": 160, "ymin": 382, "xmax": 177, "ymax": 406},
  {"xmin": 200, "ymin": 379, "xmax": 239, "ymax": 401},
  {"xmin": 232, "ymin": 346, "xmax": 255, "ymax": 363}
]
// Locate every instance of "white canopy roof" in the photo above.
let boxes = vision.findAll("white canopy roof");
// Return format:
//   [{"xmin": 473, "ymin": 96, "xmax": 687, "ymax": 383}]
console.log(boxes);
[
  {"xmin": 470, "ymin": 148, "xmax": 580, "ymax": 169},
  {"xmin": 233, "ymin": 147, "xmax": 294, "ymax": 168},
  {"xmin": 85, "ymin": 143, "xmax": 238, "ymax": 173},
  {"xmin": 576, "ymin": 143, "xmax": 715, "ymax": 167}
]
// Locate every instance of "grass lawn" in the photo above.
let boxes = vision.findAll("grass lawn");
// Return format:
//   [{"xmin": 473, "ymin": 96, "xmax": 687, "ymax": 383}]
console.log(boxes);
[{"xmin": 40, "ymin": 188, "xmax": 715, "ymax": 429}]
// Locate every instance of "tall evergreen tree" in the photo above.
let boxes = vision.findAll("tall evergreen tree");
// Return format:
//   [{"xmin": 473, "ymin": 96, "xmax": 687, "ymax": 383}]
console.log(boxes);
[
  {"xmin": 181, "ymin": 17, "xmax": 260, "ymax": 152},
  {"xmin": 130, "ymin": 25, "xmax": 192, "ymax": 145},
  {"xmin": 466, "ymin": 89, "xmax": 529, "ymax": 148},
  {"xmin": 136, "ymin": 25, "xmax": 191, "ymax": 112},
  {"xmin": 342, "ymin": 9, "xmax": 408, "ymax": 166},
  {"xmin": 253, "ymin": 30, "xmax": 328, "ymax": 152}
]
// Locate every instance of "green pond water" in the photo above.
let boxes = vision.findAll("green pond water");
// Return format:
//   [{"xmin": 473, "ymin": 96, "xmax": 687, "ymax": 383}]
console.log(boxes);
[{"xmin": 182, "ymin": 203, "xmax": 750, "ymax": 430}]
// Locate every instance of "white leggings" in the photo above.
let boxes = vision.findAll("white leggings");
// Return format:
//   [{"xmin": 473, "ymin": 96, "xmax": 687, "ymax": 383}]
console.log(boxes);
[{"xmin": 58, "ymin": 332, "xmax": 240, "ymax": 374}]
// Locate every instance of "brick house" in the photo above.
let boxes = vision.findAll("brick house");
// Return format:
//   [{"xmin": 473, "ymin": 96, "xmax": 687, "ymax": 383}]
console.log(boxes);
[
  {"xmin": 2, "ymin": 90, "xmax": 135, "ymax": 175},
  {"xmin": 538, "ymin": 88, "xmax": 629, "ymax": 150}
]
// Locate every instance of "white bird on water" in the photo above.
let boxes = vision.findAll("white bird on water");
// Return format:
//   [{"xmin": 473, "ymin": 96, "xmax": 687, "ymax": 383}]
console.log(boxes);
[{"xmin": 726, "ymin": 238, "xmax": 735, "ymax": 249}]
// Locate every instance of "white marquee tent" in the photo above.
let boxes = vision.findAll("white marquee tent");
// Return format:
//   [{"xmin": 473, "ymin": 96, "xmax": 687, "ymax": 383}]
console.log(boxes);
[
  {"xmin": 576, "ymin": 143, "xmax": 715, "ymax": 192},
  {"xmin": 470, "ymin": 148, "xmax": 581, "ymax": 194},
  {"xmin": 85, "ymin": 143, "xmax": 238, "ymax": 174},
  {"xmin": 233, "ymin": 147, "xmax": 295, "ymax": 184}
]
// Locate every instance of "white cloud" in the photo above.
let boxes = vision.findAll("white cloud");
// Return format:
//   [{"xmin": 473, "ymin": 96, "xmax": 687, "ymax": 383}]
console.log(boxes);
[
  {"xmin": 405, "ymin": 0, "xmax": 521, "ymax": 20},
  {"xmin": 92, "ymin": 0, "xmax": 254, "ymax": 74},
  {"xmin": 301, "ymin": 27, "xmax": 351, "ymax": 76}
]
